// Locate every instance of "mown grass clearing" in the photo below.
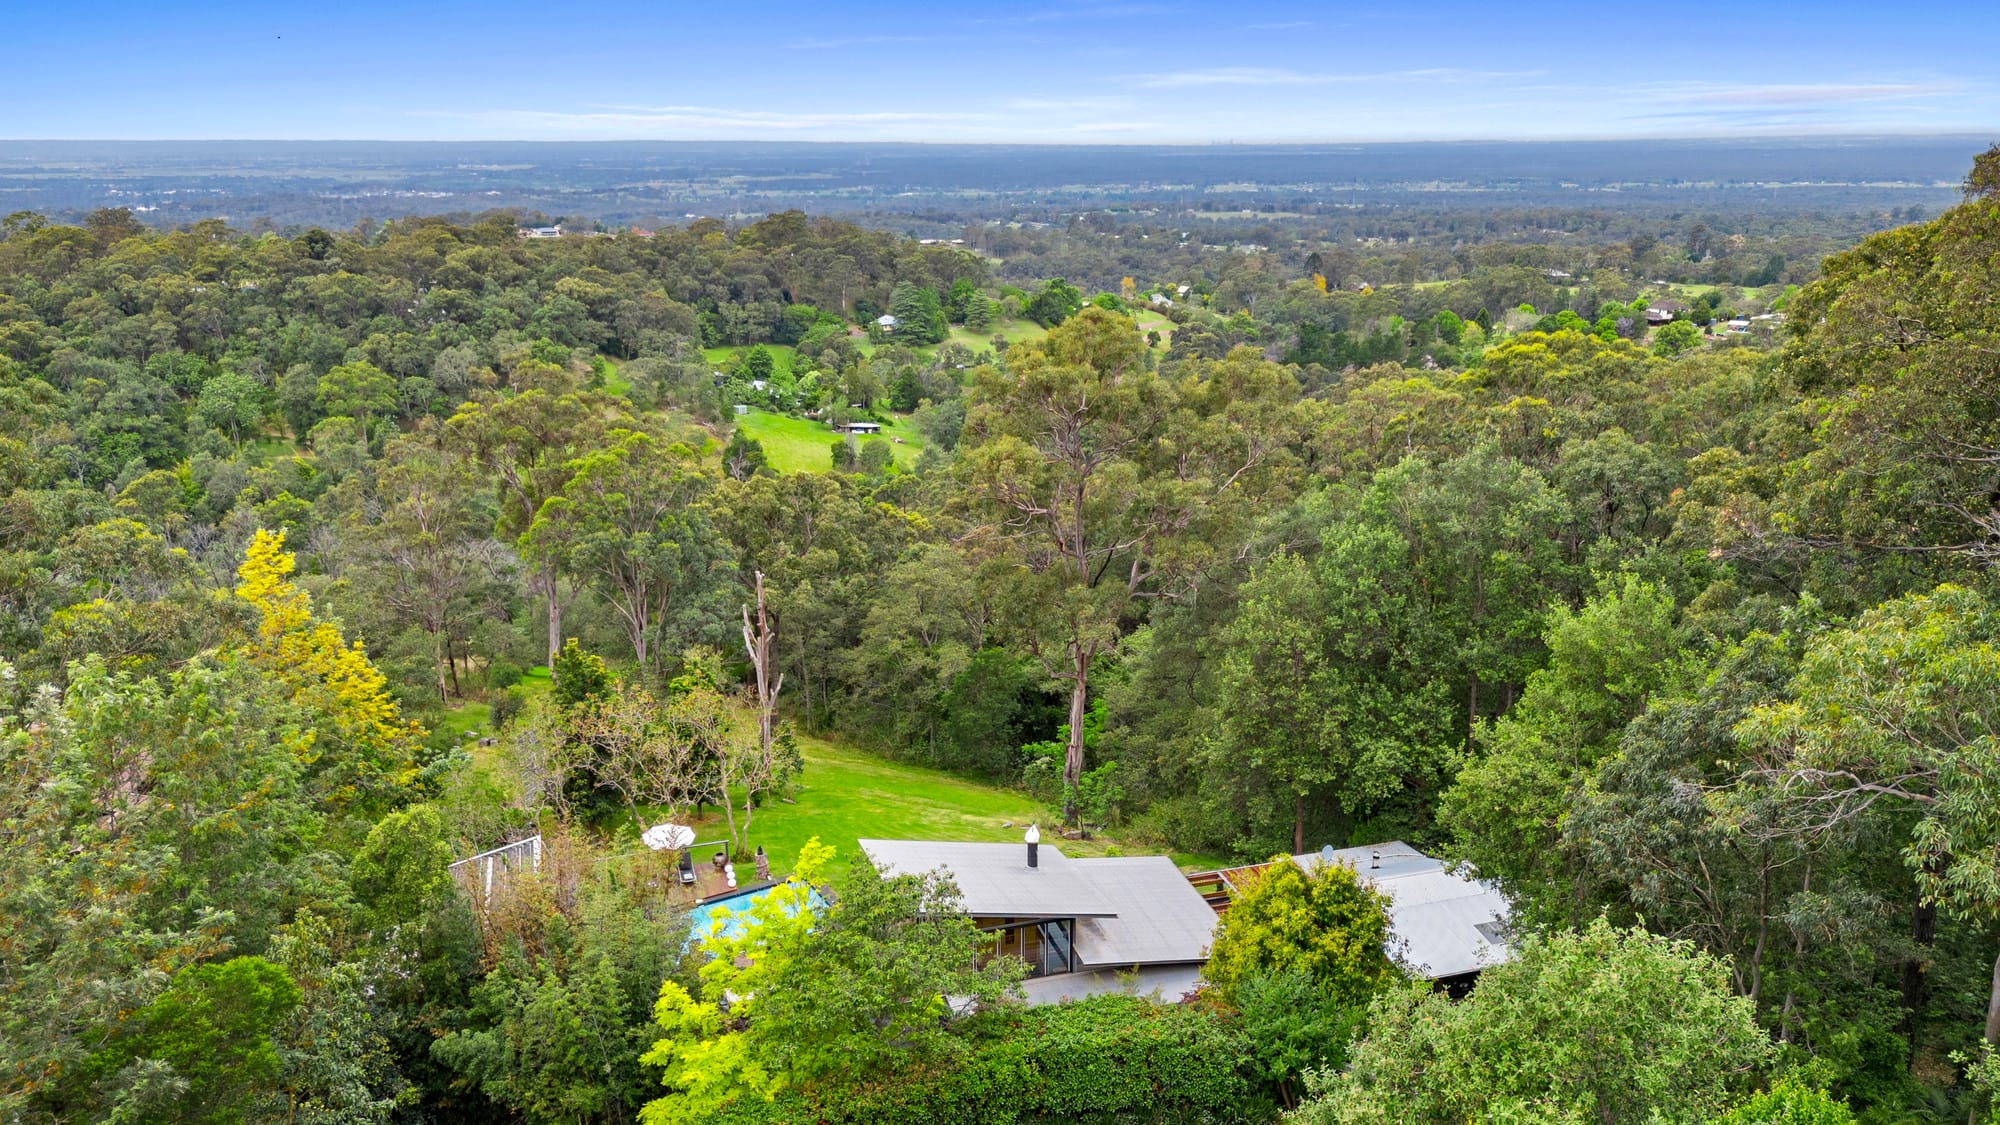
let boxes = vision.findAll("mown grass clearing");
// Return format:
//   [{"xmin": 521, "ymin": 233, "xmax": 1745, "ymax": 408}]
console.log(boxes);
[
  {"xmin": 673, "ymin": 729, "xmax": 1232, "ymax": 882},
  {"xmin": 947, "ymin": 318, "xmax": 1046, "ymax": 351},
  {"xmin": 439, "ymin": 678, "xmax": 1228, "ymax": 883},
  {"xmin": 703, "ymin": 344, "xmax": 800, "ymax": 378},
  {"xmin": 734, "ymin": 408, "xmax": 923, "ymax": 473},
  {"xmin": 683, "ymin": 731, "xmax": 1051, "ymax": 880}
]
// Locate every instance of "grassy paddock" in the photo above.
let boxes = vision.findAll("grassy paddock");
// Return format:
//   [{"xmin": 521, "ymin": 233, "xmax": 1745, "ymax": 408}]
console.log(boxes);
[
  {"xmin": 734, "ymin": 409, "xmax": 922, "ymax": 473},
  {"xmin": 703, "ymin": 344, "xmax": 801, "ymax": 378},
  {"xmin": 441, "ymin": 683, "xmax": 1227, "ymax": 883}
]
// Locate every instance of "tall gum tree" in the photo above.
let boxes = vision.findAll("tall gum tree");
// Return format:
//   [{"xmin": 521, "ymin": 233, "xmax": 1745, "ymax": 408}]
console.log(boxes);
[
  {"xmin": 523, "ymin": 427, "xmax": 723, "ymax": 672},
  {"xmin": 959, "ymin": 308, "xmax": 1303, "ymax": 823},
  {"xmin": 443, "ymin": 361, "xmax": 624, "ymax": 674},
  {"xmin": 1738, "ymin": 584, "xmax": 2000, "ymax": 1047}
]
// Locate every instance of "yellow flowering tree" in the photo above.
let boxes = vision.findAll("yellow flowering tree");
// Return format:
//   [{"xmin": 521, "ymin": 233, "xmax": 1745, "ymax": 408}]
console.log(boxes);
[
  {"xmin": 638, "ymin": 836, "xmax": 1018, "ymax": 1119},
  {"xmin": 235, "ymin": 528, "xmax": 424, "ymax": 809},
  {"xmin": 639, "ymin": 837, "xmax": 834, "ymax": 1122}
]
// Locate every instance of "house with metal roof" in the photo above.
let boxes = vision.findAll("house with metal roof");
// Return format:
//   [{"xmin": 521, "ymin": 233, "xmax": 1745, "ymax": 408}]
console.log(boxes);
[
  {"xmin": 1189, "ymin": 841, "xmax": 1511, "ymax": 993},
  {"xmin": 860, "ymin": 833, "xmax": 1217, "ymax": 1004}
]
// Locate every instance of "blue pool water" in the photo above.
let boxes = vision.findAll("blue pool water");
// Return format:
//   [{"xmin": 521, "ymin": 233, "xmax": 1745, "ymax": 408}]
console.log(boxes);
[{"xmin": 685, "ymin": 882, "xmax": 825, "ymax": 949}]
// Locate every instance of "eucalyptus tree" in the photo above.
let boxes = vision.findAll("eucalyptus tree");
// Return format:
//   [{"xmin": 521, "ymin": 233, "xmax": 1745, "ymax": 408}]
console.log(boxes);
[{"xmin": 959, "ymin": 310, "xmax": 1306, "ymax": 823}]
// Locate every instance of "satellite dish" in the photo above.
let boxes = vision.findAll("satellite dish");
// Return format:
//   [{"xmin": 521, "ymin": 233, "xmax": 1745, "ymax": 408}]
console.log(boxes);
[
  {"xmin": 642, "ymin": 823, "xmax": 696, "ymax": 851},
  {"xmin": 1319, "ymin": 844, "xmax": 1336, "ymax": 865}
]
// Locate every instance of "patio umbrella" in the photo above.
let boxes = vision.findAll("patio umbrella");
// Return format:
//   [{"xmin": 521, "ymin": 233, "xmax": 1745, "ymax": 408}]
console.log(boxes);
[{"xmin": 642, "ymin": 823, "xmax": 696, "ymax": 851}]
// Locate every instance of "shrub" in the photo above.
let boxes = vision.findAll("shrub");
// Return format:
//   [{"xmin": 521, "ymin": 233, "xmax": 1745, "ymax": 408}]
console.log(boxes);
[
  {"xmin": 692, "ymin": 995, "xmax": 1265, "ymax": 1125},
  {"xmin": 486, "ymin": 660, "xmax": 524, "ymax": 691},
  {"xmin": 489, "ymin": 684, "xmax": 528, "ymax": 729}
]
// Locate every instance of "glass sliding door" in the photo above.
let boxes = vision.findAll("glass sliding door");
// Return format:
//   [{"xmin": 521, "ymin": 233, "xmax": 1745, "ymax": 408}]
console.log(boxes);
[
  {"xmin": 976, "ymin": 918, "xmax": 1077, "ymax": 978},
  {"xmin": 1035, "ymin": 919, "xmax": 1074, "ymax": 976}
]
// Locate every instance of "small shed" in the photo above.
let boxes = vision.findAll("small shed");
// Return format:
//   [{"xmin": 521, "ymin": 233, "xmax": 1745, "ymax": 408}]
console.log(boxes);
[{"xmin": 844, "ymin": 421, "xmax": 882, "ymax": 435}]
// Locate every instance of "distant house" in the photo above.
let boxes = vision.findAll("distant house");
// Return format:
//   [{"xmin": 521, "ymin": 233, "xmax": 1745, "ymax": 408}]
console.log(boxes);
[
  {"xmin": 1148, "ymin": 292, "xmax": 1173, "ymax": 308},
  {"xmin": 1725, "ymin": 318, "xmax": 1751, "ymax": 333},
  {"xmin": 1644, "ymin": 299, "xmax": 1688, "ymax": 326},
  {"xmin": 843, "ymin": 421, "xmax": 882, "ymax": 435},
  {"xmin": 628, "ymin": 227, "xmax": 656, "ymax": 238},
  {"xmin": 876, "ymin": 314, "xmax": 898, "ymax": 332},
  {"xmin": 863, "ymin": 835, "xmax": 1217, "ymax": 1004},
  {"xmin": 520, "ymin": 225, "xmax": 562, "ymax": 239},
  {"xmin": 1191, "ymin": 841, "xmax": 1511, "ymax": 994}
]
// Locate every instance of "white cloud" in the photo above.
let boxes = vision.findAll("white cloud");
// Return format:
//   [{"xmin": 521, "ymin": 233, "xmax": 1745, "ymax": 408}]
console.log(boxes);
[
  {"xmin": 1135, "ymin": 66, "xmax": 1334, "ymax": 88},
  {"xmin": 1058, "ymin": 120, "xmax": 1170, "ymax": 133},
  {"xmin": 1002, "ymin": 95, "xmax": 1139, "ymax": 111},
  {"xmin": 424, "ymin": 105, "xmax": 1000, "ymax": 134},
  {"xmin": 1674, "ymin": 82, "xmax": 1959, "ymax": 106},
  {"xmin": 1131, "ymin": 65, "xmax": 1544, "ymax": 89}
]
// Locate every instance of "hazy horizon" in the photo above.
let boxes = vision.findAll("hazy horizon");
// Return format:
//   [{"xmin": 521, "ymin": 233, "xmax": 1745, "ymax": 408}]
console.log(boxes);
[{"xmin": 7, "ymin": 0, "xmax": 1997, "ymax": 144}]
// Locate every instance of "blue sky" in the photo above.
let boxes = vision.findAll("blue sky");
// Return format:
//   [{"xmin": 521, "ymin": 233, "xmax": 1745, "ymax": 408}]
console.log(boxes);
[{"xmin": 6, "ymin": 0, "xmax": 1998, "ymax": 142}]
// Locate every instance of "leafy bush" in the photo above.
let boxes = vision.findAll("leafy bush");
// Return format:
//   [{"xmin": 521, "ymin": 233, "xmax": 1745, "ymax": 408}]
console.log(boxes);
[
  {"xmin": 1719, "ymin": 1080, "xmax": 1858, "ymax": 1124},
  {"xmin": 489, "ymin": 684, "xmax": 528, "ymax": 729},
  {"xmin": 692, "ymin": 995, "xmax": 1266, "ymax": 1125},
  {"xmin": 486, "ymin": 660, "xmax": 524, "ymax": 691},
  {"xmin": 1292, "ymin": 918, "xmax": 1773, "ymax": 1125}
]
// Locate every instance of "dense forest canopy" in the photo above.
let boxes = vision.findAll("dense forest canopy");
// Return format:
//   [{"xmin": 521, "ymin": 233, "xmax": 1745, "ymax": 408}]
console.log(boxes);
[{"xmin": 2, "ymin": 145, "xmax": 1999, "ymax": 1124}]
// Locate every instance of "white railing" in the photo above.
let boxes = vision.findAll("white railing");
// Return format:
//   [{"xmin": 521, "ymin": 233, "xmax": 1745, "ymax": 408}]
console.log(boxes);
[{"xmin": 449, "ymin": 834, "xmax": 543, "ymax": 897}]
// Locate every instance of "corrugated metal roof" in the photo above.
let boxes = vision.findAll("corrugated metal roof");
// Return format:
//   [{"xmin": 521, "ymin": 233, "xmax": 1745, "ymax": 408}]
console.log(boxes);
[
  {"xmin": 859, "ymin": 840, "xmax": 1215, "ymax": 968},
  {"xmin": 1071, "ymin": 857, "xmax": 1216, "ymax": 967},
  {"xmin": 1291, "ymin": 841, "xmax": 1512, "ymax": 979},
  {"xmin": 859, "ymin": 839, "xmax": 1115, "ymax": 919}
]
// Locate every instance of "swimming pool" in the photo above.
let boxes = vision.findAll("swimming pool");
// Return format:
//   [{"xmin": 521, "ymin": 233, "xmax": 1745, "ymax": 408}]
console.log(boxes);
[{"xmin": 684, "ymin": 881, "xmax": 826, "ymax": 950}]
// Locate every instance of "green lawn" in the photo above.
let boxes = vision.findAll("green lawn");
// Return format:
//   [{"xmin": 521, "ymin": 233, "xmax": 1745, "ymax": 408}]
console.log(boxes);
[
  {"xmin": 1129, "ymin": 310, "xmax": 1176, "ymax": 353},
  {"xmin": 439, "ymin": 677, "xmax": 1227, "ymax": 883},
  {"xmin": 241, "ymin": 436, "xmax": 297, "ymax": 465},
  {"xmin": 433, "ymin": 699, "xmax": 493, "ymax": 745},
  {"xmin": 946, "ymin": 318, "xmax": 1045, "ymax": 351},
  {"xmin": 684, "ymin": 732, "xmax": 1051, "ymax": 881},
  {"xmin": 674, "ymin": 730, "xmax": 1228, "ymax": 883},
  {"xmin": 597, "ymin": 357, "xmax": 631, "ymax": 397},
  {"xmin": 735, "ymin": 408, "xmax": 923, "ymax": 473},
  {"xmin": 704, "ymin": 344, "xmax": 800, "ymax": 378}
]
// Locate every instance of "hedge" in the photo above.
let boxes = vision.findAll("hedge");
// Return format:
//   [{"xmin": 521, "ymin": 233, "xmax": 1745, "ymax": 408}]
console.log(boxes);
[{"xmin": 697, "ymin": 994, "xmax": 1272, "ymax": 1124}]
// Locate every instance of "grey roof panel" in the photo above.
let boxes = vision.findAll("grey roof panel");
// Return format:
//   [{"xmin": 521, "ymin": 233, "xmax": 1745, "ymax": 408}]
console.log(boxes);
[
  {"xmin": 858, "ymin": 839, "xmax": 1114, "ymax": 919},
  {"xmin": 1292, "ymin": 840, "xmax": 1512, "ymax": 979},
  {"xmin": 1071, "ymin": 856, "xmax": 1216, "ymax": 967},
  {"xmin": 859, "ymin": 841, "xmax": 1215, "ymax": 968}
]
